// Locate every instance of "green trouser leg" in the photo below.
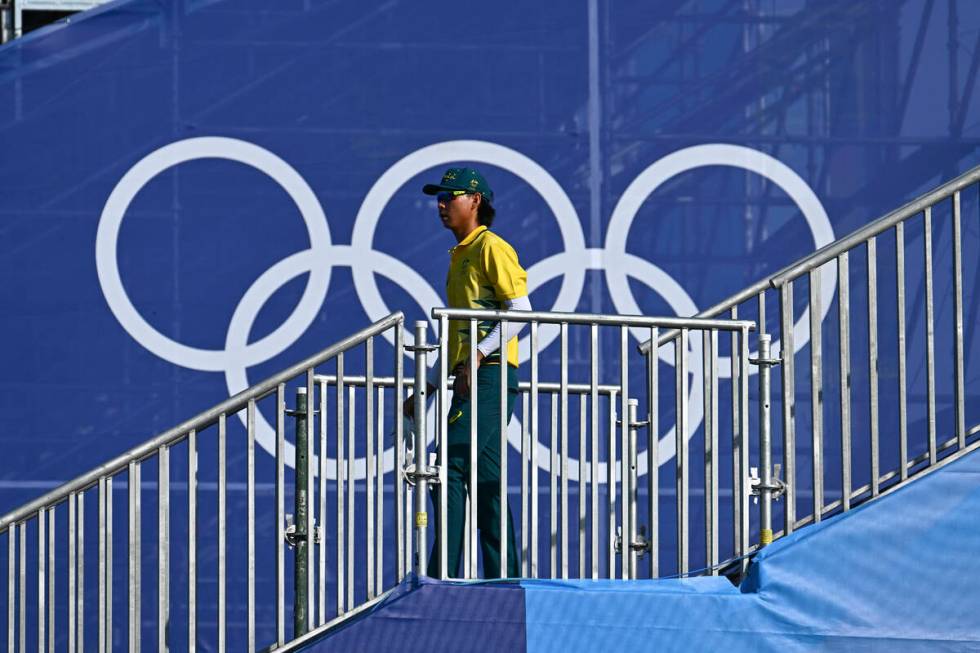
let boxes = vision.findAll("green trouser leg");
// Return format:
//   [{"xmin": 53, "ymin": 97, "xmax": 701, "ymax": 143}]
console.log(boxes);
[{"xmin": 428, "ymin": 364, "xmax": 519, "ymax": 578}]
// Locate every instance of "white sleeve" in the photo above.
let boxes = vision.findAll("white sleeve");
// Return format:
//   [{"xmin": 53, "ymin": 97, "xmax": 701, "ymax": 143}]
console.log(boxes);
[{"xmin": 476, "ymin": 295, "xmax": 532, "ymax": 358}]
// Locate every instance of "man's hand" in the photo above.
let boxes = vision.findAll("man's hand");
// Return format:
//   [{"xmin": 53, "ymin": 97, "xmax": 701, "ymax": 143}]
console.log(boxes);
[{"xmin": 452, "ymin": 351, "xmax": 485, "ymax": 397}]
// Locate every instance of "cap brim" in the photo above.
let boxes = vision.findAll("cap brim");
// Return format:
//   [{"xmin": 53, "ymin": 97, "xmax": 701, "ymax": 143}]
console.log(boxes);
[{"xmin": 422, "ymin": 184, "xmax": 453, "ymax": 195}]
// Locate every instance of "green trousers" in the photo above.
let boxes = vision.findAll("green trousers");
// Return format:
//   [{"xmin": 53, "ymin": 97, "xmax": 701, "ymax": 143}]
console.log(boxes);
[{"xmin": 428, "ymin": 363, "xmax": 520, "ymax": 578}]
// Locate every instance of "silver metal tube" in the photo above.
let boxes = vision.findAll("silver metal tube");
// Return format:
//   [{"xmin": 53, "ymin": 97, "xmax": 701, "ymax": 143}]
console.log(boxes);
[
  {"xmin": 530, "ymin": 322, "xmax": 540, "ymax": 578},
  {"xmin": 158, "ymin": 445, "xmax": 170, "ymax": 653},
  {"xmin": 78, "ymin": 496, "xmax": 84, "ymax": 653},
  {"xmin": 560, "ymin": 322, "xmax": 569, "ymax": 579},
  {"xmin": 809, "ymin": 269, "xmax": 823, "ymax": 523},
  {"xmin": 730, "ymin": 306, "xmax": 743, "ymax": 556},
  {"xmin": 375, "ymin": 384, "xmax": 384, "ymax": 598},
  {"xmin": 925, "ymin": 207, "xmax": 937, "ymax": 464},
  {"xmin": 758, "ymin": 290, "xmax": 766, "ymax": 337},
  {"xmin": 739, "ymin": 328, "xmax": 751, "ymax": 557},
  {"xmin": 317, "ymin": 382, "xmax": 327, "ymax": 625},
  {"xmin": 412, "ymin": 321, "xmax": 430, "ymax": 576},
  {"xmin": 39, "ymin": 507, "xmax": 46, "ymax": 653},
  {"xmin": 706, "ymin": 330, "xmax": 719, "ymax": 572},
  {"xmin": 306, "ymin": 371, "xmax": 316, "ymax": 615},
  {"xmin": 607, "ymin": 390, "xmax": 616, "ymax": 577},
  {"xmin": 98, "ymin": 480, "xmax": 105, "ymax": 653},
  {"xmin": 620, "ymin": 326, "xmax": 630, "ymax": 580},
  {"xmin": 895, "ymin": 222, "xmax": 908, "ymax": 481},
  {"xmin": 365, "ymin": 340, "xmax": 375, "ymax": 598},
  {"xmin": 106, "ymin": 479, "xmax": 113, "ymax": 653},
  {"xmin": 500, "ymin": 319, "xmax": 509, "ymax": 579},
  {"xmin": 20, "ymin": 519, "xmax": 27, "ymax": 653},
  {"xmin": 218, "ymin": 414, "xmax": 226, "ymax": 653},
  {"xmin": 837, "ymin": 254, "xmax": 852, "ymax": 512},
  {"xmin": 627, "ymin": 399, "xmax": 639, "ymax": 579},
  {"xmin": 335, "ymin": 353, "xmax": 345, "ymax": 614},
  {"xmin": 394, "ymin": 323, "xmax": 405, "ymax": 582},
  {"xmin": 127, "ymin": 463, "xmax": 139, "ymax": 653},
  {"xmin": 274, "ymin": 384, "xmax": 284, "ymax": 644},
  {"xmin": 48, "ymin": 508, "xmax": 55, "ymax": 653},
  {"xmin": 759, "ymin": 335, "xmax": 774, "ymax": 547},
  {"xmin": 0, "ymin": 313, "xmax": 406, "ymax": 533},
  {"xmin": 69, "ymin": 494, "xmax": 76, "ymax": 653},
  {"xmin": 952, "ymin": 191, "xmax": 966, "ymax": 449},
  {"xmin": 346, "ymin": 387, "xmax": 355, "ymax": 608},
  {"xmin": 867, "ymin": 239, "xmax": 880, "ymax": 497},
  {"xmin": 432, "ymin": 307, "xmax": 753, "ymax": 332},
  {"xmin": 550, "ymin": 394, "xmax": 558, "ymax": 578},
  {"xmin": 187, "ymin": 429, "xmax": 197, "ymax": 653},
  {"xmin": 8, "ymin": 522, "xmax": 14, "ymax": 653},
  {"xmin": 469, "ymin": 319, "xmax": 478, "ymax": 579},
  {"xmin": 590, "ymin": 324, "xmax": 599, "ymax": 580},
  {"xmin": 675, "ymin": 330, "xmax": 688, "ymax": 575},
  {"xmin": 779, "ymin": 283, "xmax": 797, "ymax": 534},
  {"xmin": 578, "ymin": 394, "xmax": 586, "ymax": 579},
  {"xmin": 247, "ymin": 400, "xmax": 256, "ymax": 653},
  {"xmin": 521, "ymin": 392, "xmax": 530, "ymax": 578},
  {"xmin": 647, "ymin": 326, "xmax": 659, "ymax": 579},
  {"xmin": 438, "ymin": 315, "xmax": 449, "ymax": 580}
]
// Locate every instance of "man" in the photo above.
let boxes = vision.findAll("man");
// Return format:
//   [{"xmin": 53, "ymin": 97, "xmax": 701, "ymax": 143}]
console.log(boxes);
[{"xmin": 405, "ymin": 166, "xmax": 531, "ymax": 578}]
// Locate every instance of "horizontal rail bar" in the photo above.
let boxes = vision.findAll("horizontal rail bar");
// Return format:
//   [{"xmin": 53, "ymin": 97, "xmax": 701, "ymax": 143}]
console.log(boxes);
[
  {"xmin": 312, "ymin": 374, "xmax": 622, "ymax": 395},
  {"xmin": 432, "ymin": 307, "xmax": 755, "ymax": 332},
  {"xmin": 0, "ymin": 312, "xmax": 405, "ymax": 531}
]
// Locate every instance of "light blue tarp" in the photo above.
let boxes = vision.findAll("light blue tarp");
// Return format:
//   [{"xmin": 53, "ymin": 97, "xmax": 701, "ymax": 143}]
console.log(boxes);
[{"xmin": 307, "ymin": 446, "xmax": 980, "ymax": 651}]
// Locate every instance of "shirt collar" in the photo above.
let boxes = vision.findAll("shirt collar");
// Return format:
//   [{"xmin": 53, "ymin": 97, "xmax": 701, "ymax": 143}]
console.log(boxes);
[{"xmin": 450, "ymin": 225, "xmax": 488, "ymax": 253}]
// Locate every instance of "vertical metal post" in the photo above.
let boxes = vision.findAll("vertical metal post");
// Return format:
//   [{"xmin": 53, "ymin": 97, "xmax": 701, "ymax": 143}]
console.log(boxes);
[
  {"xmin": 158, "ymin": 446, "xmax": 170, "ymax": 653},
  {"xmin": 895, "ymin": 223, "xmax": 909, "ymax": 481},
  {"xmin": 412, "ymin": 321, "xmax": 430, "ymax": 575},
  {"xmin": 438, "ymin": 315, "xmax": 450, "ymax": 578},
  {"xmin": 838, "ymin": 254, "xmax": 852, "ymax": 511},
  {"xmin": 247, "ymin": 400, "xmax": 256, "ymax": 653},
  {"xmin": 627, "ymin": 399, "xmax": 639, "ymax": 579},
  {"xmin": 78, "ymin": 496, "xmax": 85, "ymax": 653},
  {"xmin": 590, "ymin": 324, "xmax": 600, "ymax": 580},
  {"xmin": 317, "ymin": 381, "xmax": 327, "ymax": 625},
  {"xmin": 218, "ymin": 414, "xmax": 227, "ymax": 653},
  {"xmin": 365, "ymin": 341, "xmax": 375, "ymax": 598},
  {"xmin": 730, "ymin": 307, "xmax": 743, "ymax": 556},
  {"xmin": 294, "ymin": 387, "xmax": 309, "ymax": 638},
  {"xmin": 39, "ymin": 508, "xmax": 46, "ymax": 653},
  {"xmin": 560, "ymin": 322, "xmax": 569, "ymax": 579},
  {"xmin": 758, "ymin": 335, "xmax": 774, "ymax": 547},
  {"xmin": 335, "ymin": 355, "xmax": 345, "ymax": 614},
  {"xmin": 924, "ymin": 207, "xmax": 937, "ymax": 464},
  {"xmin": 521, "ymin": 393, "xmax": 530, "ymax": 578},
  {"xmin": 779, "ymin": 283, "xmax": 797, "ymax": 534},
  {"xmin": 8, "ymin": 523, "xmax": 15, "ymax": 653},
  {"xmin": 675, "ymin": 330, "xmax": 688, "ymax": 576},
  {"xmin": 952, "ymin": 191, "xmax": 966, "ymax": 449},
  {"xmin": 530, "ymin": 322, "xmax": 540, "ymax": 579},
  {"xmin": 275, "ymin": 387, "xmax": 285, "ymax": 645},
  {"xmin": 647, "ymin": 327, "xmax": 659, "ymax": 579},
  {"xmin": 394, "ymin": 323, "xmax": 405, "ymax": 581},
  {"xmin": 499, "ymin": 320, "xmax": 509, "ymax": 579},
  {"xmin": 187, "ymin": 430, "xmax": 196, "ymax": 653},
  {"xmin": 867, "ymin": 239, "xmax": 880, "ymax": 497},
  {"xmin": 69, "ymin": 494, "xmax": 76, "ymax": 653},
  {"xmin": 619, "ymin": 326, "xmax": 630, "ymax": 580},
  {"xmin": 468, "ymin": 320, "xmax": 479, "ymax": 579},
  {"xmin": 809, "ymin": 269, "xmax": 823, "ymax": 523},
  {"xmin": 127, "ymin": 463, "xmax": 140, "ymax": 653}
]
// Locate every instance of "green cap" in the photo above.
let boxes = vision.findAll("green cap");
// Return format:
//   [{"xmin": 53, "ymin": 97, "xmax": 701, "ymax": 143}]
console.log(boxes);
[{"xmin": 422, "ymin": 167, "xmax": 494, "ymax": 203}]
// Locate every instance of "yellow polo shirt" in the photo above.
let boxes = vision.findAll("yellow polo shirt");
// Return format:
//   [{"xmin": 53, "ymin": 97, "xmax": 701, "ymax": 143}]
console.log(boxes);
[{"xmin": 446, "ymin": 226, "xmax": 527, "ymax": 370}]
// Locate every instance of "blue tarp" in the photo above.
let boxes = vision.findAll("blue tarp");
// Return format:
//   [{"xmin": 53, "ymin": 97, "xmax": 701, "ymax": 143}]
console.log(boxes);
[{"xmin": 304, "ymin": 446, "xmax": 980, "ymax": 651}]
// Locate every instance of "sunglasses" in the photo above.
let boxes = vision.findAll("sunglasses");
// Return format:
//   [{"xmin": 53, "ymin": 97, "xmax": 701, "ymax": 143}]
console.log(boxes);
[{"xmin": 436, "ymin": 190, "xmax": 469, "ymax": 202}]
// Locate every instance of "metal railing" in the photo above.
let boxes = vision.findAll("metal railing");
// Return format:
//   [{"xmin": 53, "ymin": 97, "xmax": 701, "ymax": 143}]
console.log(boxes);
[
  {"xmin": 641, "ymin": 164, "xmax": 980, "ymax": 543},
  {"xmin": 423, "ymin": 308, "xmax": 757, "ymax": 581},
  {"xmin": 0, "ymin": 312, "xmax": 405, "ymax": 653}
]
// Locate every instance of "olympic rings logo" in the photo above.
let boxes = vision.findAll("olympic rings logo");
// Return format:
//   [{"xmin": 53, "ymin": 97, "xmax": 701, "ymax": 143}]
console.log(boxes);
[{"xmin": 96, "ymin": 137, "xmax": 835, "ymax": 482}]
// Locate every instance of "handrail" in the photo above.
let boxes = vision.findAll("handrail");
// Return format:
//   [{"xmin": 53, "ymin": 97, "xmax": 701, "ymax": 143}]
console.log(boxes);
[
  {"xmin": 432, "ymin": 307, "xmax": 755, "ymax": 332},
  {"xmin": 639, "ymin": 164, "xmax": 980, "ymax": 353},
  {"xmin": 0, "ymin": 311, "xmax": 404, "ymax": 532}
]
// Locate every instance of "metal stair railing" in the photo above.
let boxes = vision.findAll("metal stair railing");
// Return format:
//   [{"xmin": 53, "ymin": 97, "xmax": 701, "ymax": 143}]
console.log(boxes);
[
  {"xmin": 642, "ymin": 164, "xmax": 980, "ymax": 546},
  {"xmin": 0, "ymin": 312, "xmax": 405, "ymax": 653}
]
